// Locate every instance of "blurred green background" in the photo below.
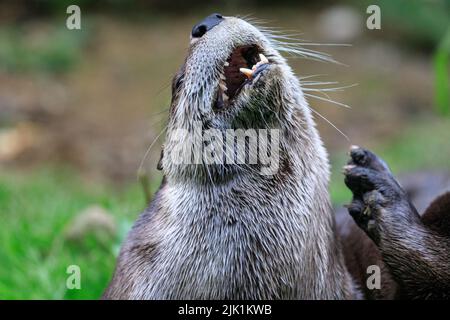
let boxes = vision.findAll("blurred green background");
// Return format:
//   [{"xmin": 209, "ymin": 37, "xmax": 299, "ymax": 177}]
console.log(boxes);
[{"xmin": 0, "ymin": 0, "xmax": 449, "ymax": 299}]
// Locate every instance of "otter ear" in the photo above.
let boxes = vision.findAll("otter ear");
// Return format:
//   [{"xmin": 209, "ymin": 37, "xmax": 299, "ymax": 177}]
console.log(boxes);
[
  {"xmin": 422, "ymin": 191, "xmax": 450, "ymax": 235},
  {"xmin": 157, "ymin": 146, "xmax": 164, "ymax": 171}
]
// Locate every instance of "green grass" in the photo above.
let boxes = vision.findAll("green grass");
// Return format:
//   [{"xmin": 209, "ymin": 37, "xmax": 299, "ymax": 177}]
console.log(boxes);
[{"xmin": 0, "ymin": 167, "xmax": 159, "ymax": 299}]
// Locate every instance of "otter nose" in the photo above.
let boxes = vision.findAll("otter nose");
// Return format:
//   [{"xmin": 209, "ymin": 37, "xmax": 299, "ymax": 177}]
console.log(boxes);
[{"xmin": 191, "ymin": 13, "xmax": 223, "ymax": 38}]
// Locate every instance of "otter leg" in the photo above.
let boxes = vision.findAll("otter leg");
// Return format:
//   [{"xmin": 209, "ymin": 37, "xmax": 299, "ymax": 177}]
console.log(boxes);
[
  {"xmin": 343, "ymin": 146, "xmax": 419, "ymax": 243},
  {"xmin": 344, "ymin": 146, "xmax": 450, "ymax": 299}
]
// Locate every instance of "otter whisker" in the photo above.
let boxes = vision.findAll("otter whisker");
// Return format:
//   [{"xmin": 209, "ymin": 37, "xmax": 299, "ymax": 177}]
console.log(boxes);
[
  {"xmin": 303, "ymin": 85, "xmax": 358, "ymax": 101},
  {"xmin": 293, "ymin": 42, "xmax": 351, "ymax": 47},
  {"xmin": 252, "ymin": 25, "xmax": 304, "ymax": 34},
  {"xmin": 147, "ymin": 118, "xmax": 169, "ymax": 133},
  {"xmin": 267, "ymin": 35, "xmax": 351, "ymax": 47},
  {"xmin": 303, "ymin": 83, "xmax": 358, "ymax": 102},
  {"xmin": 302, "ymin": 81, "xmax": 341, "ymax": 98},
  {"xmin": 302, "ymin": 81, "xmax": 340, "ymax": 86},
  {"xmin": 307, "ymin": 106, "xmax": 349, "ymax": 141},
  {"xmin": 241, "ymin": 18, "xmax": 273, "ymax": 26},
  {"xmin": 148, "ymin": 107, "xmax": 170, "ymax": 118},
  {"xmin": 299, "ymin": 74, "xmax": 329, "ymax": 80},
  {"xmin": 304, "ymin": 93, "xmax": 351, "ymax": 109},
  {"xmin": 302, "ymin": 81, "xmax": 357, "ymax": 91},
  {"xmin": 258, "ymin": 28, "xmax": 348, "ymax": 64},
  {"xmin": 304, "ymin": 88, "xmax": 333, "ymax": 100},
  {"xmin": 147, "ymin": 110, "xmax": 171, "ymax": 129},
  {"xmin": 259, "ymin": 28, "xmax": 349, "ymax": 47},
  {"xmin": 137, "ymin": 124, "xmax": 168, "ymax": 179},
  {"xmin": 305, "ymin": 85, "xmax": 354, "ymax": 91},
  {"xmin": 236, "ymin": 13, "xmax": 254, "ymax": 20},
  {"xmin": 274, "ymin": 43, "xmax": 340, "ymax": 64},
  {"xmin": 241, "ymin": 17, "xmax": 277, "ymax": 27}
]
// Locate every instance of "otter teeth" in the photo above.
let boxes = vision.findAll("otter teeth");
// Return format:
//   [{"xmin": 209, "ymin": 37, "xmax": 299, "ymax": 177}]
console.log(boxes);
[
  {"xmin": 239, "ymin": 68, "xmax": 254, "ymax": 79},
  {"xmin": 222, "ymin": 92, "xmax": 229, "ymax": 102},
  {"xmin": 239, "ymin": 53, "xmax": 269, "ymax": 79},
  {"xmin": 219, "ymin": 78, "xmax": 229, "ymax": 102},
  {"xmin": 219, "ymin": 80, "xmax": 227, "ymax": 92},
  {"xmin": 259, "ymin": 53, "xmax": 269, "ymax": 64}
]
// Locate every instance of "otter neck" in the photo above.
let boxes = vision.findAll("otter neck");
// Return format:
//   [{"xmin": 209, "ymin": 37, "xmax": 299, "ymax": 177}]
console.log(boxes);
[
  {"xmin": 159, "ymin": 102, "xmax": 355, "ymax": 298},
  {"xmin": 163, "ymin": 113, "xmax": 332, "ymax": 221}
]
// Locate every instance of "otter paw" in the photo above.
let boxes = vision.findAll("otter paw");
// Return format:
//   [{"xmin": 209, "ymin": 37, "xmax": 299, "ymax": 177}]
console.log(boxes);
[
  {"xmin": 343, "ymin": 146, "xmax": 400, "ymax": 199},
  {"xmin": 343, "ymin": 146, "xmax": 419, "ymax": 243},
  {"xmin": 348, "ymin": 145, "xmax": 390, "ymax": 173},
  {"xmin": 346, "ymin": 191, "xmax": 386, "ymax": 242}
]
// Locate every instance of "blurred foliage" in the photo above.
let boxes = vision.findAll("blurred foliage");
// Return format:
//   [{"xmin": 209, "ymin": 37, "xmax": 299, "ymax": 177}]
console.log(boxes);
[
  {"xmin": 353, "ymin": 0, "xmax": 450, "ymax": 116},
  {"xmin": 0, "ymin": 22, "xmax": 89, "ymax": 74},
  {"xmin": 355, "ymin": 0, "xmax": 450, "ymax": 49},
  {"xmin": 3, "ymin": 0, "xmax": 323, "ymax": 16},
  {"xmin": 434, "ymin": 27, "xmax": 450, "ymax": 116}
]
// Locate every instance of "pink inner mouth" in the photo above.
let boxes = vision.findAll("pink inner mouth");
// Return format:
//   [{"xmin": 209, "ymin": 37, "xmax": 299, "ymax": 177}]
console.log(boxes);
[
  {"xmin": 215, "ymin": 45, "xmax": 261, "ymax": 109},
  {"xmin": 223, "ymin": 45, "xmax": 259, "ymax": 99}
]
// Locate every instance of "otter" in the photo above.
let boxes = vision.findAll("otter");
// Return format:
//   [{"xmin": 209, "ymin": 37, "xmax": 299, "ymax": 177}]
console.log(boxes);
[
  {"xmin": 103, "ymin": 14, "xmax": 358, "ymax": 299},
  {"xmin": 341, "ymin": 146, "xmax": 450, "ymax": 299},
  {"xmin": 103, "ymin": 14, "xmax": 450, "ymax": 300}
]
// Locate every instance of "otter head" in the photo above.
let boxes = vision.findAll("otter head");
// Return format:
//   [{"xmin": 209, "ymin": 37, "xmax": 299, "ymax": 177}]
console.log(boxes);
[{"xmin": 162, "ymin": 14, "xmax": 320, "ymax": 183}]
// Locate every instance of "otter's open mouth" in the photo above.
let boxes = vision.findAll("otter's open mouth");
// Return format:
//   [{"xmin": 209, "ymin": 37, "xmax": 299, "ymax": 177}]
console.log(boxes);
[{"xmin": 214, "ymin": 45, "xmax": 270, "ymax": 110}]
